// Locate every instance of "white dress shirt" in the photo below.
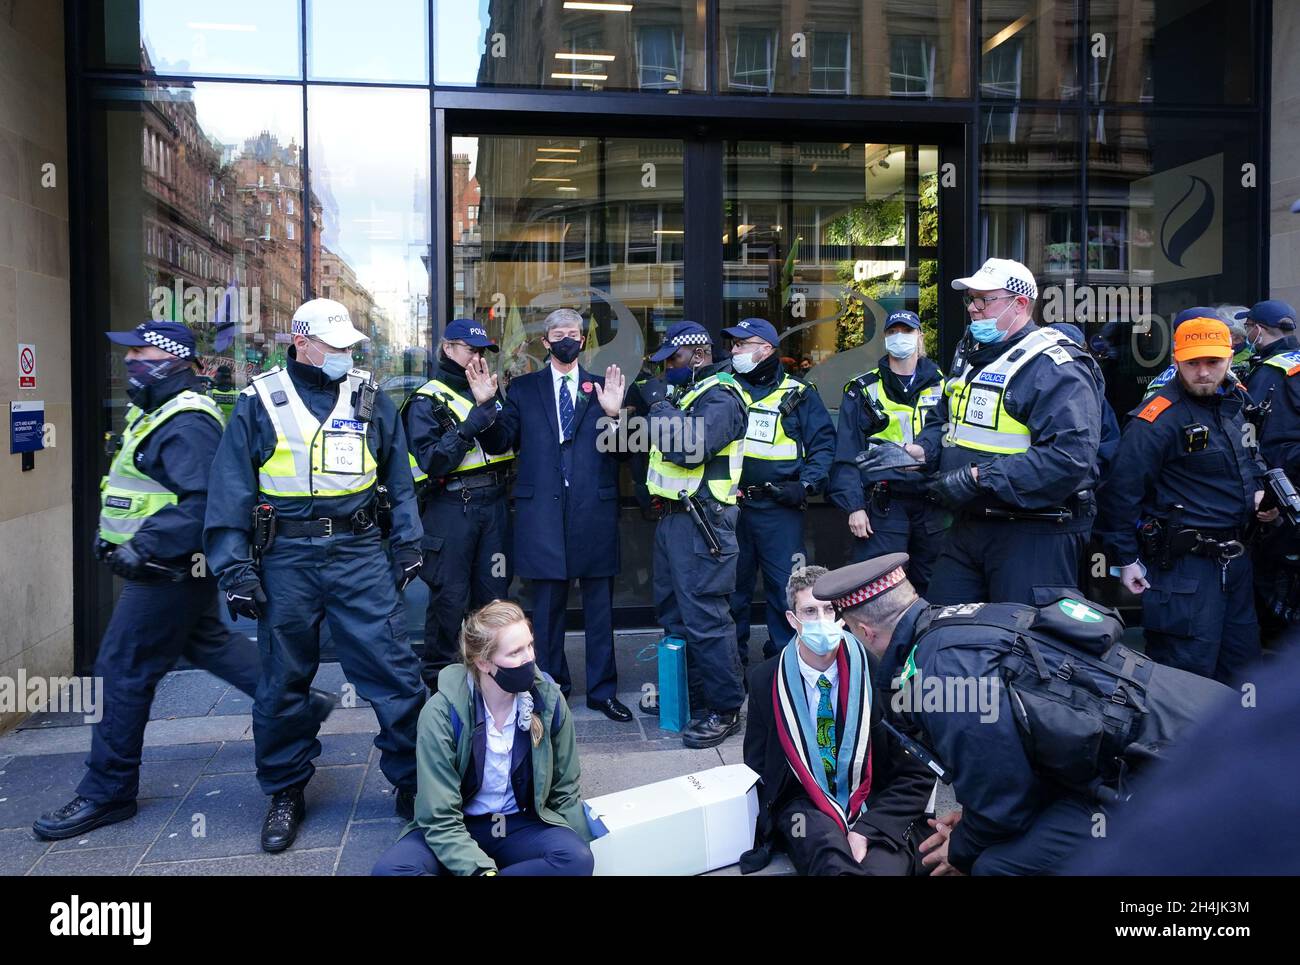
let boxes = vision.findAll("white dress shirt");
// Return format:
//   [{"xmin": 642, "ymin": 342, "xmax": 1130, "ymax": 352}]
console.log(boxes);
[
  {"xmin": 464, "ymin": 696, "xmax": 521, "ymax": 817},
  {"xmin": 796, "ymin": 648, "xmax": 839, "ymax": 720}
]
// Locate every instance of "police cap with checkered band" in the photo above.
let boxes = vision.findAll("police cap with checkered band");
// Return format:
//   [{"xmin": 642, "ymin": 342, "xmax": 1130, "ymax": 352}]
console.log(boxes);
[
  {"xmin": 106, "ymin": 320, "xmax": 197, "ymax": 360},
  {"xmin": 650, "ymin": 320, "xmax": 713, "ymax": 363},
  {"xmin": 950, "ymin": 257, "xmax": 1038, "ymax": 301},
  {"xmin": 813, "ymin": 553, "xmax": 912, "ymax": 611},
  {"xmin": 290, "ymin": 297, "xmax": 369, "ymax": 349}
]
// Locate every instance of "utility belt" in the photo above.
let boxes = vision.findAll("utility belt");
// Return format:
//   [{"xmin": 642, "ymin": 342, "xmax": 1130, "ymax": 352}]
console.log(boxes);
[
  {"xmin": 650, "ymin": 494, "xmax": 695, "ymax": 517},
  {"xmin": 276, "ymin": 510, "xmax": 380, "ymax": 540},
  {"xmin": 442, "ymin": 469, "xmax": 510, "ymax": 494},
  {"xmin": 869, "ymin": 480, "xmax": 929, "ymax": 515},
  {"xmin": 955, "ymin": 490, "xmax": 1094, "ymax": 525},
  {"xmin": 649, "ymin": 492, "xmax": 726, "ymax": 556},
  {"xmin": 251, "ymin": 488, "xmax": 393, "ymax": 557},
  {"xmin": 1138, "ymin": 517, "xmax": 1246, "ymax": 571}
]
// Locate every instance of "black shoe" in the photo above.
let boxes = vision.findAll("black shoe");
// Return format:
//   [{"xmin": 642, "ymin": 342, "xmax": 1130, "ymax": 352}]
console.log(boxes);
[
  {"xmin": 395, "ymin": 787, "xmax": 416, "ymax": 821},
  {"xmin": 681, "ymin": 711, "xmax": 742, "ymax": 749},
  {"xmin": 639, "ymin": 696, "xmax": 660, "ymax": 717},
  {"xmin": 586, "ymin": 697, "xmax": 633, "ymax": 722},
  {"xmin": 308, "ymin": 688, "xmax": 339, "ymax": 724},
  {"xmin": 32, "ymin": 795, "xmax": 137, "ymax": 841},
  {"xmin": 261, "ymin": 787, "xmax": 306, "ymax": 853}
]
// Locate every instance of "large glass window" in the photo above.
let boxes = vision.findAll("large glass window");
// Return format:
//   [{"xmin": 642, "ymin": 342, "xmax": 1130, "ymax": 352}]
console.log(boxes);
[
  {"xmin": 307, "ymin": 0, "xmax": 428, "ymax": 83},
  {"xmin": 93, "ymin": 0, "xmax": 304, "ymax": 76},
  {"xmin": 723, "ymin": 141, "xmax": 940, "ymax": 417},
  {"xmin": 1089, "ymin": 0, "xmax": 1255, "ymax": 105},
  {"xmin": 718, "ymin": 0, "xmax": 969, "ymax": 98},
  {"xmin": 980, "ymin": 107, "xmax": 1082, "ymax": 293},
  {"xmin": 308, "ymin": 87, "xmax": 432, "ymax": 392},
  {"xmin": 435, "ymin": 0, "xmax": 705, "ymax": 92},
  {"xmin": 979, "ymin": 0, "xmax": 1079, "ymax": 101},
  {"xmin": 1087, "ymin": 110, "xmax": 1261, "ymax": 414}
]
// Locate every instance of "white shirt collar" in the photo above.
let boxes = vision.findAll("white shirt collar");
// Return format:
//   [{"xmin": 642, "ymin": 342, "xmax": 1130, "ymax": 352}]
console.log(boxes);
[
  {"xmin": 796, "ymin": 646, "xmax": 839, "ymax": 692},
  {"xmin": 551, "ymin": 363, "xmax": 578, "ymax": 387},
  {"xmin": 484, "ymin": 696, "xmax": 518, "ymax": 735}
]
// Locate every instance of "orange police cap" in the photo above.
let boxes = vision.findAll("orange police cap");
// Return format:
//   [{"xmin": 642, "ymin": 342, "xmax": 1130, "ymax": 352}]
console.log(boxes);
[{"xmin": 1172, "ymin": 317, "xmax": 1233, "ymax": 362}]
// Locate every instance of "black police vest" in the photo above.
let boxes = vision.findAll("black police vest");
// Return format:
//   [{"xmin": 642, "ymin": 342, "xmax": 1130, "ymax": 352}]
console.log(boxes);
[{"xmin": 909, "ymin": 597, "xmax": 1232, "ymax": 802}]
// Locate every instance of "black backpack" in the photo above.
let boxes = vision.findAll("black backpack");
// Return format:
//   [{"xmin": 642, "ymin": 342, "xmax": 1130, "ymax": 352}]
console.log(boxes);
[{"xmin": 912, "ymin": 596, "xmax": 1234, "ymax": 802}]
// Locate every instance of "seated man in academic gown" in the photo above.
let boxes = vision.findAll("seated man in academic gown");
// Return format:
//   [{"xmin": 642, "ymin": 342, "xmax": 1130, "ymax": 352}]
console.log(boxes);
[{"xmin": 740, "ymin": 565, "xmax": 935, "ymax": 875}]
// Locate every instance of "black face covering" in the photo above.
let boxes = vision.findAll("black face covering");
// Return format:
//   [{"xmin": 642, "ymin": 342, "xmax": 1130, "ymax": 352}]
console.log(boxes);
[
  {"xmin": 747, "ymin": 351, "xmax": 781, "ymax": 384},
  {"xmin": 490, "ymin": 660, "xmax": 536, "ymax": 694},
  {"xmin": 547, "ymin": 337, "xmax": 582, "ymax": 364},
  {"xmin": 438, "ymin": 348, "xmax": 468, "ymax": 378}
]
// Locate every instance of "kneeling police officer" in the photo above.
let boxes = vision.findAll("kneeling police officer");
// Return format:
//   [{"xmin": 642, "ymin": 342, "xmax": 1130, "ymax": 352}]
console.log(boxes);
[{"xmin": 204, "ymin": 299, "xmax": 426, "ymax": 853}]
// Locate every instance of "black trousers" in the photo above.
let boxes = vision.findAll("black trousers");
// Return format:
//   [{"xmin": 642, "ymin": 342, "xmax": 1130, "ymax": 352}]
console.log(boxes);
[
  {"xmin": 79, "ymin": 575, "xmax": 260, "ymax": 804},
  {"xmin": 530, "ymin": 577, "xmax": 617, "ymax": 702},
  {"xmin": 775, "ymin": 798, "xmax": 922, "ymax": 876},
  {"xmin": 928, "ymin": 516, "xmax": 1090, "ymax": 605}
]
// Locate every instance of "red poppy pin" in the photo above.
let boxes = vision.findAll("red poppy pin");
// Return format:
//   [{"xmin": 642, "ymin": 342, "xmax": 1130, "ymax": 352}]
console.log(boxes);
[{"xmin": 581, "ymin": 381, "xmax": 594, "ymax": 394}]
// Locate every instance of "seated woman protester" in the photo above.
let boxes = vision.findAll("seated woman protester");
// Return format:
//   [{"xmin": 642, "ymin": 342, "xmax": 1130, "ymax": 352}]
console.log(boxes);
[{"xmin": 372, "ymin": 600, "xmax": 594, "ymax": 876}]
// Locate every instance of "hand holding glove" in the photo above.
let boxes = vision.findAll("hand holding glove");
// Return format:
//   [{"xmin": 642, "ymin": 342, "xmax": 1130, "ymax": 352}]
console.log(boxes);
[{"xmin": 928, "ymin": 464, "xmax": 983, "ymax": 510}]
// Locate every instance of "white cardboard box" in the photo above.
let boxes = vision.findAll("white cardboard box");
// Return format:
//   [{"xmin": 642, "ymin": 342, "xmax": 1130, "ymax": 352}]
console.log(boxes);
[{"xmin": 584, "ymin": 764, "xmax": 760, "ymax": 876}]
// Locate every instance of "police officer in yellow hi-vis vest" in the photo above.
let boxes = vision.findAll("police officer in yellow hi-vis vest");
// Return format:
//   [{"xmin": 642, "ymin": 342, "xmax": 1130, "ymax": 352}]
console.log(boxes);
[
  {"xmin": 403, "ymin": 318, "xmax": 514, "ymax": 691},
  {"xmin": 646, "ymin": 321, "xmax": 749, "ymax": 748},
  {"xmin": 34, "ymin": 321, "xmax": 282, "ymax": 841},
  {"xmin": 204, "ymin": 298, "xmax": 425, "ymax": 854},
  {"xmin": 722, "ymin": 317, "xmax": 834, "ymax": 670},
  {"xmin": 916, "ymin": 258, "xmax": 1103, "ymax": 605},
  {"xmin": 830, "ymin": 309, "xmax": 946, "ymax": 597},
  {"xmin": 210, "ymin": 364, "xmax": 240, "ymax": 421}
]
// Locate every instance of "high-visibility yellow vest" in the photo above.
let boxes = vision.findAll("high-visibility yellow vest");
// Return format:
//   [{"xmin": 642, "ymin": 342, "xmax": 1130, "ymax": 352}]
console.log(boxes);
[
  {"xmin": 406, "ymin": 379, "xmax": 515, "ymax": 484},
  {"xmin": 943, "ymin": 328, "xmax": 1076, "ymax": 455},
  {"xmin": 250, "ymin": 366, "xmax": 378, "ymax": 498},
  {"xmin": 1261, "ymin": 350, "xmax": 1300, "ymax": 377},
  {"xmin": 646, "ymin": 372, "xmax": 746, "ymax": 504},
  {"xmin": 98, "ymin": 391, "xmax": 224, "ymax": 546},
  {"xmin": 210, "ymin": 385, "xmax": 239, "ymax": 420},
  {"xmin": 848, "ymin": 367, "xmax": 944, "ymax": 445},
  {"xmin": 738, "ymin": 376, "xmax": 804, "ymax": 464}
]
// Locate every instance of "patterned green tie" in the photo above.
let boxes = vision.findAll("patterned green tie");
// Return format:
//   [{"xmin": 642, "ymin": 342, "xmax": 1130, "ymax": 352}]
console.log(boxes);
[{"xmin": 816, "ymin": 675, "xmax": 837, "ymax": 794}]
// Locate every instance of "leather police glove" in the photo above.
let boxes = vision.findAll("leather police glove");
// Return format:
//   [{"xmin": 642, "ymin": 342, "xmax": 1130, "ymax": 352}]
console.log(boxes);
[
  {"xmin": 394, "ymin": 548, "xmax": 422, "ymax": 592},
  {"xmin": 108, "ymin": 540, "xmax": 147, "ymax": 580},
  {"xmin": 928, "ymin": 464, "xmax": 983, "ymax": 510},
  {"xmin": 225, "ymin": 577, "xmax": 268, "ymax": 621},
  {"xmin": 771, "ymin": 480, "xmax": 807, "ymax": 508},
  {"xmin": 93, "ymin": 538, "xmax": 113, "ymax": 562},
  {"xmin": 456, "ymin": 403, "xmax": 497, "ymax": 441}
]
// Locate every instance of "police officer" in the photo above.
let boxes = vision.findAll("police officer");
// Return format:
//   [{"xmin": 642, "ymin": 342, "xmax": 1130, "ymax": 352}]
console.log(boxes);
[
  {"xmin": 816, "ymin": 551, "xmax": 1232, "ymax": 879},
  {"xmin": 646, "ymin": 321, "xmax": 749, "ymax": 748},
  {"xmin": 34, "ymin": 322, "xmax": 311, "ymax": 840},
  {"xmin": 204, "ymin": 298, "xmax": 426, "ymax": 853},
  {"xmin": 723, "ymin": 317, "xmax": 834, "ymax": 669},
  {"xmin": 403, "ymin": 318, "xmax": 513, "ymax": 691},
  {"xmin": 1240, "ymin": 299, "xmax": 1300, "ymax": 407},
  {"xmin": 210, "ymin": 363, "xmax": 239, "ymax": 421},
  {"xmin": 918, "ymin": 258, "xmax": 1103, "ymax": 604},
  {"xmin": 1098, "ymin": 315, "xmax": 1274, "ymax": 683},
  {"xmin": 830, "ymin": 310, "xmax": 945, "ymax": 595}
]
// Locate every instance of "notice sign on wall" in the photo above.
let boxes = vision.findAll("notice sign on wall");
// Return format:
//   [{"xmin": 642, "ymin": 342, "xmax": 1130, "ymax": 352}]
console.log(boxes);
[
  {"xmin": 18, "ymin": 343, "xmax": 36, "ymax": 388},
  {"xmin": 10, "ymin": 401, "xmax": 44, "ymax": 453}
]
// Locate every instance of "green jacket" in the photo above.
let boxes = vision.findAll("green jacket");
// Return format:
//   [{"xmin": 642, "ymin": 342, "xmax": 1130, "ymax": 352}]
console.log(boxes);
[{"xmin": 403, "ymin": 664, "xmax": 591, "ymax": 875}]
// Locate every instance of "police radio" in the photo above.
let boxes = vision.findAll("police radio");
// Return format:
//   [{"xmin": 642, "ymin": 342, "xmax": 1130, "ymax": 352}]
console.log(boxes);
[
  {"xmin": 861, "ymin": 390, "xmax": 891, "ymax": 438},
  {"xmin": 354, "ymin": 378, "xmax": 378, "ymax": 423}
]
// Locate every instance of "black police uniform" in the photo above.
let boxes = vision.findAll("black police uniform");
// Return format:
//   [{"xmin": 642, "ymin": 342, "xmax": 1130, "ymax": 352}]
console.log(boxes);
[
  {"xmin": 403, "ymin": 353, "xmax": 514, "ymax": 690},
  {"xmin": 1097, "ymin": 377, "xmax": 1266, "ymax": 683},
  {"xmin": 830, "ymin": 356, "xmax": 946, "ymax": 596},
  {"xmin": 730, "ymin": 355, "xmax": 835, "ymax": 667},
  {"xmin": 1243, "ymin": 333, "xmax": 1300, "ymax": 410},
  {"xmin": 918, "ymin": 326, "xmax": 1103, "ymax": 605},
  {"xmin": 204, "ymin": 349, "xmax": 425, "ymax": 798},
  {"xmin": 877, "ymin": 599, "xmax": 1103, "ymax": 875},
  {"xmin": 77, "ymin": 370, "xmax": 262, "ymax": 809}
]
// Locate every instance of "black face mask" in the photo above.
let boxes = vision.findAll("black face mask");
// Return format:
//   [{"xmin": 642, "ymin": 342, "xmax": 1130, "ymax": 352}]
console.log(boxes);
[
  {"xmin": 547, "ymin": 337, "xmax": 582, "ymax": 364},
  {"xmin": 490, "ymin": 660, "xmax": 536, "ymax": 694},
  {"xmin": 438, "ymin": 348, "xmax": 467, "ymax": 377}
]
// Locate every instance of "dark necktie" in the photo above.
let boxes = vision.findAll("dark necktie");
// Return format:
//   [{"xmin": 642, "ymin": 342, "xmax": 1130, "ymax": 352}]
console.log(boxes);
[{"xmin": 559, "ymin": 375, "xmax": 575, "ymax": 442}]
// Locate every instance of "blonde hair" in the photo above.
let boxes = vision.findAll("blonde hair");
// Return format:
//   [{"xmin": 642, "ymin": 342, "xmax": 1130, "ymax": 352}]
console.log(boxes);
[{"xmin": 460, "ymin": 600, "xmax": 543, "ymax": 746}]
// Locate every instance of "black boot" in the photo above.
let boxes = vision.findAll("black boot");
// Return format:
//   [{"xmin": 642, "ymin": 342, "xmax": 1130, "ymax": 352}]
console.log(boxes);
[
  {"xmin": 681, "ymin": 710, "xmax": 742, "ymax": 749},
  {"xmin": 308, "ymin": 688, "xmax": 338, "ymax": 724},
  {"xmin": 32, "ymin": 795, "xmax": 137, "ymax": 841},
  {"xmin": 261, "ymin": 787, "xmax": 306, "ymax": 853}
]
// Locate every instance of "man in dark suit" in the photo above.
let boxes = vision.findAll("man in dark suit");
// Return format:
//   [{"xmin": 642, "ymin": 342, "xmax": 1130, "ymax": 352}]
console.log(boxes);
[
  {"xmin": 494, "ymin": 309, "xmax": 633, "ymax": 722},
  {"xmin": 741, "ymin": 565, "xmax": 934, "ymax": 875}
]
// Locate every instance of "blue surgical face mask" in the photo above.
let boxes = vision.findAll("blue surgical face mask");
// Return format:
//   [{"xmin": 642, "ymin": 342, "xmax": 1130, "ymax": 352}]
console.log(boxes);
[
  {"xmin": 797, "ymin": 616, "xmax": 844, "ymax": 656},
  {"xmin": 305, "ymin": 341, "xmax": 354, "ymax": 380},
  {"xmin": 884, "ymin": 332, "xmax": 919, "ymax": 359},
  {"xmin": 968, "ymin": 300, "xmax": 1015, "ymax": 344}
]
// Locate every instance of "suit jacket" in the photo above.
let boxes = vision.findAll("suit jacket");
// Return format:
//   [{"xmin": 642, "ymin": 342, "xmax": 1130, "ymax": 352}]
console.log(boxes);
[
  {"xmin": 497, "ymin": 365, "xmax": 621, "ymax": 579},
  {"xmin": 742, "ymin": 649, "xmax": 935, "ymax": 868}
]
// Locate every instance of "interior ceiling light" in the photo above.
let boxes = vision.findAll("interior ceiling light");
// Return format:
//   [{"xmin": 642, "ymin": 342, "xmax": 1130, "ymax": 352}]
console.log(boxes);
[
  {"xmin": 556, "ymin": 52, "xmax": 617, "ymax": 61},
  {"xmin": 552, "ymin": 72, "xmax": 609, "ymax": 81},
  {"xmin": 563, "ymin": 2, "xmax": 635, "ymax": 11}
]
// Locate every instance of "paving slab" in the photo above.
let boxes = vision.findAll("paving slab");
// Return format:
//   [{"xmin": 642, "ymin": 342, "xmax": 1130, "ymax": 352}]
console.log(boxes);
[
  {"xmin": 31, "ymin": 845, "xmax": 151, "ymax": 876},
  {"xmin": 48, "ymin": 797, "xmax": 183, "ymax": 853},
  {"xmin": 336, "ymin": 817, "xmax": 406, "ymax": 876},
  {"xmin": 0, "ymin": 827, "xmax": 51, "ymax": 874},
  {"xmin": 134, "ymin": 848, "xmax": 339, "ymax": 876}
]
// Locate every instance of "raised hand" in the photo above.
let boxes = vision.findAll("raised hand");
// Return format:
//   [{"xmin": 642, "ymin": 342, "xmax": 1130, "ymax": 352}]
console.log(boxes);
[
  {"xmin": 466, "ymin": 354, "xmax": 499, "ymax": 405},
  {"xmin": 594, "ymin": 363, "xmax": 627, "ymax": 418}
]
